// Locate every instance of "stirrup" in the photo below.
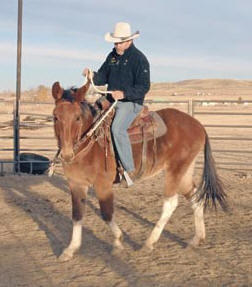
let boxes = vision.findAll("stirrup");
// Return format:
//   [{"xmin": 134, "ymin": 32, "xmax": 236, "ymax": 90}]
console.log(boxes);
[{"xmin": 123, "ymin": 171, "xmax": 134, "ymax": 187}]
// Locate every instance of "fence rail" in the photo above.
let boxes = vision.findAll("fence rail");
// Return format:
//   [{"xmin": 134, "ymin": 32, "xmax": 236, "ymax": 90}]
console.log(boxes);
[{"xmin": 1, "ymin": 98, "xmax": 252, "ymax": 174}]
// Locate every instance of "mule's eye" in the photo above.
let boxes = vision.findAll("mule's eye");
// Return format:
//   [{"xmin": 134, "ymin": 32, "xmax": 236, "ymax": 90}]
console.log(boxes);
[
  {"xmin": 54, "ymin": 116, "xmax": 58, "ymax": 121},
  {"xmin": 76, "ymin": 116, "xmax": 81, "ymax": 122}
]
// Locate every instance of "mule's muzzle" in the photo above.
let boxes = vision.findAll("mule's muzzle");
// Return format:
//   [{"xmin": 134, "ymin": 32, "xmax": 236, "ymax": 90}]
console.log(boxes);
[{"xmin": 59, "ymin": 151, "xmax": 75, "ymax": 164}]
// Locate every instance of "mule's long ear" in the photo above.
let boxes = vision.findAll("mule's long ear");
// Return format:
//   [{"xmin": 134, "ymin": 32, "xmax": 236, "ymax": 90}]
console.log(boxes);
[
  {"xmin": 52, "ymin": 82, "xmax": 64, "ymax": 101},
  {"xmin": 74, "ymin": 80, "xmax": 90, "ymax": 102}
]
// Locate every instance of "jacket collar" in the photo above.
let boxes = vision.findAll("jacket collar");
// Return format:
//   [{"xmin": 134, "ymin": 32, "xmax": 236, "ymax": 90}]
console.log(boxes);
[{"xmin": 112, "ymin": 43, "xmax": 135, "ymax": 58}]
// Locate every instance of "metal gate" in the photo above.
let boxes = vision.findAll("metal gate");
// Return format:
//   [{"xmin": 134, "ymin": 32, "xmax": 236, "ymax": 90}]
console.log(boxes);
[{"xmin": 1, "ymin": 98, "xmax": 252, "ymax": 175}]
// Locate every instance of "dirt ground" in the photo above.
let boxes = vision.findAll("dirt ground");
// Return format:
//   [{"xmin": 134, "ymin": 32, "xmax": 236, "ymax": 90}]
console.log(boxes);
[{"xmin": 0, "ymin": 169, "xmax": 251, "ymax": 287}]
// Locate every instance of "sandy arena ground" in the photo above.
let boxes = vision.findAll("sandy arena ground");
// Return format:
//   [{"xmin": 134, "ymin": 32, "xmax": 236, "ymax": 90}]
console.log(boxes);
[
  {"xmin": 0, "ymin": 80, "xmax": 252, "ymax": 286},
  {"xmin": 0, "ymin": 170, "xmax": 251, "ymax": 287}
]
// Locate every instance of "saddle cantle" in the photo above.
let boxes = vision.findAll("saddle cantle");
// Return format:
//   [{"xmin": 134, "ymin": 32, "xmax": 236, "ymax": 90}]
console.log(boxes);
[{"xmin": 128, "ymin": 106, "xmax": 167, "ymax": 144}]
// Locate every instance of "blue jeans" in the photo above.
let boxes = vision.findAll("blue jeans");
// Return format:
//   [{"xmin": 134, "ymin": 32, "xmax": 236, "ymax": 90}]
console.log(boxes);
[{"xmin": 111, "ymin": 101, "xmax": 142, "ymax": 172}]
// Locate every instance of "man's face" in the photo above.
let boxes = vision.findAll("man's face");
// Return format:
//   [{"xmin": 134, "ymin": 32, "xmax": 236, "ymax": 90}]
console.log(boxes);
[{"xmin": 114, "ymin": 40, "xmax": 132, "ymax": 55}]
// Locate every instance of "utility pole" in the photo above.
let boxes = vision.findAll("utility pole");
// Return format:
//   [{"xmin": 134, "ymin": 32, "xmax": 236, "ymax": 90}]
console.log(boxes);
[{"xmin": 14, "ymin": 0, "xmax": 23, "ymax": 172}]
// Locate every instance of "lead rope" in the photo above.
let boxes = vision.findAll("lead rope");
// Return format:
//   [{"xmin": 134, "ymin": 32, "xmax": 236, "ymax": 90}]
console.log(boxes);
[
  {"xmin": 48, "ymin": 69, "xmax": 117, "ymax": 177},
  {"xmin": 48, "ymin": 148, "xmax": 61, "ymax": 177}
]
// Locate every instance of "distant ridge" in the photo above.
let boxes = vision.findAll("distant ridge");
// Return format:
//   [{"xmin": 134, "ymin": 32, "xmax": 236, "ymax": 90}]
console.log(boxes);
[
  {"xmin": 148, "ymin": 79, "xmax": 252, "ymax": 100},
  {"xmin": 152, "ymin": 79, "xmax": 252, "ymax": 88},
  {"xmin": 1, "ymin": 79, "xmax": 252, "ymax": 102}
]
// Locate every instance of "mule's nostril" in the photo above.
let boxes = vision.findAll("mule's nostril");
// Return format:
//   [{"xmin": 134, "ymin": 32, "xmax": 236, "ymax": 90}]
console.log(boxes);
[{"xmin": 60, "ymin": 151, "xmax": 74, "ymax": 163}]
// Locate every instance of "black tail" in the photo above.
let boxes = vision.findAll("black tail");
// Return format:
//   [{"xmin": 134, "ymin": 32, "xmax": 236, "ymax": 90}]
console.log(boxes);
[{"xmin": 197, "ymin": 134, "xmax": 228, "ymax": 211}]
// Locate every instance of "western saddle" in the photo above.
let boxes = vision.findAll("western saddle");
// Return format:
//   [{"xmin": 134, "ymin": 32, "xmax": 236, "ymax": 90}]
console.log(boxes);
[{"xmin": 93, "ymin": 96, "xmax": 167, "ymax": 179}]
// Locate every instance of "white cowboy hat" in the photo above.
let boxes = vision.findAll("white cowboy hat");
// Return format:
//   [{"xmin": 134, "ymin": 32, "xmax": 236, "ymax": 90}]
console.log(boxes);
[{"xmin": 104, "ymin": 22, "xmax": 140, "ymax": 43}]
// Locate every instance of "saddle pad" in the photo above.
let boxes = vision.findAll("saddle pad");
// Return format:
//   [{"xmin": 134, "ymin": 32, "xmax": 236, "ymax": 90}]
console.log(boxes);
[{"xmin": 128, "ymin": 111, "xmax": 167, "ymax": 144}]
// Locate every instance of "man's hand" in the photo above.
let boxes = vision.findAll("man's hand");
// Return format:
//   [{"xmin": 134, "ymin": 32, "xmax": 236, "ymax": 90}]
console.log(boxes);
[
  {"xmin": 82, "ymin": 68, "xmax": 93, "ymax": 80},
  {"xmin": 111, "ymin": 90, "xmax": 124, "ymax": 100}
]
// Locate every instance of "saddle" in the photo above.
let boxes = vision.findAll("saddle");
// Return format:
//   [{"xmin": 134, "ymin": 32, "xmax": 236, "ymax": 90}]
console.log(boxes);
[
  {"xmin": 94, "ymin": 96, "xmax": 167, "ymax": 145},
  {"xmin": 128, "ymin": 106, "xmax": 167, "ymax": 144},
  {"xmin": 93, "ymin": 96, "xmax": 167, "ymax": 179}
]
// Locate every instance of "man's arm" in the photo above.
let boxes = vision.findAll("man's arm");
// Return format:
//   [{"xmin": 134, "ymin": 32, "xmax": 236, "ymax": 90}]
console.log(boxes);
[{"xmin": 123, "ymin": 56, "xmax": 150, "ymax": 101}]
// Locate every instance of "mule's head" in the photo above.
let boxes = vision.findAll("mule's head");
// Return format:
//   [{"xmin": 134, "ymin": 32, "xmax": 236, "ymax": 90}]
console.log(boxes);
[{"xmin": 52, "ymin": 81, "xmax": 95, "ymax": 163}]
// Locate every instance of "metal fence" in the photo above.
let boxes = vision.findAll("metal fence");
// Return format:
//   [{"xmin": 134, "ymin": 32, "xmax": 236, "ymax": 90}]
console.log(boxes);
[
  {"xmin": 147, "ymin": 99, "xmax": 252, "ymax": 171},
  {"xmin": 0, "ymin": 98, "xmax": 252, "ymax": 174}
]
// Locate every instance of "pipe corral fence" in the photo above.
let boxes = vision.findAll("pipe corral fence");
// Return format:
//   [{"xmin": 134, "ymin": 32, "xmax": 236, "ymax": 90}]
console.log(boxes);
[{"xmin": 0, "ymin": 98, "xmax": 252, "ymax": 175}]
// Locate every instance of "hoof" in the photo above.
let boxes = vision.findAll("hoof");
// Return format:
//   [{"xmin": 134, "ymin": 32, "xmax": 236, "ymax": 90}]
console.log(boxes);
[
  {"xmin": 188, "ymin": 237, "xmax": 205, "ymax": 248},
  {"xmin": 111, "ymin": 246, "xmax": 123, "ymax": 256},
  {"xmin": 111, "ymin": 241, "xmax": 124, "ymax": 256},
  {"xmin": 137, "ymin": 242, "xmax": 154, "ymax": 255},
  {"xmin": 143, "ymin": 244, "xmax": 153, "ymax": 252},
  {"xmin": 114, "ymin": 238, "xmax": 124, "ymax": 249},
  {"xmin": 144, "ymin": 240, "xmax": 154, "ymax": 251},
  {"xmin": 58, "ymin": 249, "xmax": 74, "ymax": 262},
  {"xmin": 135, "ymin": 244, "xmax": 153, "ymax": 256}
]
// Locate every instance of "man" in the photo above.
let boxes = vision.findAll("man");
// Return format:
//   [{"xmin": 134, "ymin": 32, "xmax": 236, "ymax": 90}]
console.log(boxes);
[{"xmin": 83, "ymin": 22, "xmax": 150, "ymax": 184}]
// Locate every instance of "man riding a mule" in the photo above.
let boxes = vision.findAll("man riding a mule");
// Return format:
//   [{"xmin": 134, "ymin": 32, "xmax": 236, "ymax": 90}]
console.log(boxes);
[
  {"xmin": 83, "ymin": 22, "xmax": 150, "ymax": 185},
  {"xmin": 51, "ymin": 22, "xmax": 227, "ymax": 262}
]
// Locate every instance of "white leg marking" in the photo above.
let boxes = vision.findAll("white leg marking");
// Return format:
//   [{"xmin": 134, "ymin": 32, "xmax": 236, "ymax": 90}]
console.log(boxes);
[
  {"xmin": 68, "ymin": 220, "xmax": 82, "ymax": 250},
  {"xmin": 189, "ymin": 197, "xmax": 206, "ymax": 246},
  {"xmin": 59, "ymin": 221, "xmax": 82, "ymax": 261},
  {"xmin": 145, "ymin": 194, "xmax": 178, "ymax": 250},
  {"xmin": 109, "ymin": 217, "xmax": 123, "ymax": 249}
]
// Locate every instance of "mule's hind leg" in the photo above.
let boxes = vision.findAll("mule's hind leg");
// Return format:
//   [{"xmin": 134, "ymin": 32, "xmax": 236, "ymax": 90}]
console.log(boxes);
[
  {"xmin": 179, "ymin": 158, "xmax": 206, "ymax": 247},
  {"xmin": 145, "ymin": 194, "xmax": 178, "ymax": 250},
  {"xmin": 59, "ymin": 184, "xmax": 88, "ymax": 262},
  {"xmin": 186, "ymin": 186, "xmax": 206, "ymax": 247}
]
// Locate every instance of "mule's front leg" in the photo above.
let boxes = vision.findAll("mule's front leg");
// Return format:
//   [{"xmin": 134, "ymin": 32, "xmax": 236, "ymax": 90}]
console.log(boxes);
[
  {"xmin": 99, "ymin": 193, "xmax": 124, "ymax": 251},
  {"xmin": 145, "ymin": 194, "xmax": 178, "ymax": 250},
  {"xmin": 59, "ymin": 185, "xmax": 87, "ymax": 262}
]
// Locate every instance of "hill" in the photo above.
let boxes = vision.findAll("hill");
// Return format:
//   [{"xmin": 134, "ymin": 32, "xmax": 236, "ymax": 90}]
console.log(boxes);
[
  {"xmin": 147, "ymin": 79, "xmax": 252, "ymax": 101},
  {"xmin": 0, "ymin": 79, "xmax": 251, "ymax": 102}
]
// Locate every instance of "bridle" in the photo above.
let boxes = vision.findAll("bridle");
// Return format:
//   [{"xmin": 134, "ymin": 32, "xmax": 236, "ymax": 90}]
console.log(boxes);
[{"xmin": 48, "ymin": 70, "xmax": 117, "ymax": 176}]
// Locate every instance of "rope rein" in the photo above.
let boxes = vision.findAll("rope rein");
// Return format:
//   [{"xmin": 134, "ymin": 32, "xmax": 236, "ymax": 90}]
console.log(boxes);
[{"xmin": 88, "ymin": 69, "xmax": 113, "ymax": 94}]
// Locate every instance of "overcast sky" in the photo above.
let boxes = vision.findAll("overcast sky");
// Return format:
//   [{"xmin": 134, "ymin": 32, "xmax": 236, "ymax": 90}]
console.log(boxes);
[{"xmin": 1, "ymin": 0, "xmax": 252, "ymax": 91}]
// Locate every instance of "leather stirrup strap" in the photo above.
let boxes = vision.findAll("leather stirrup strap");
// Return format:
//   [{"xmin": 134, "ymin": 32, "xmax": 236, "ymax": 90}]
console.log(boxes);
[
  {"xmin": 151, "ymin": 116, "xmax": 157, "ymax": 171},
  {"xmin": 136, "ymin": 126, "xmax": 148, "ymax": 179}
]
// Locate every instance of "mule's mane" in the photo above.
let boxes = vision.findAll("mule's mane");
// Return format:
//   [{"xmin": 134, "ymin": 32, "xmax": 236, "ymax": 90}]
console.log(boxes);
[
  {"xmin": 61, "ymin": 88, "xmax": 97, "ymax": 119},
  {"xmin": 80, "ymin": 101, "xmax": 97, "ymax": 119},
  {"xmin": 62, "ymin": 87, "xmax": 77, "ymax": 102}
]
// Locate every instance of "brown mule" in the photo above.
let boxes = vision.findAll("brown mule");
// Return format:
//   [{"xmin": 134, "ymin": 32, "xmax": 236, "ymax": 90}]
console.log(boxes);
[{"xmin": 52, "ymin": 81, "xmax": 227, "ymax": 261}]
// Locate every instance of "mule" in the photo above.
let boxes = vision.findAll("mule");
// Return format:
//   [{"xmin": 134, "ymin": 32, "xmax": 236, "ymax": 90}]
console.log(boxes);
[{"xmin": 51, "ymin": 81, "xmax": 227, "ymax": 262}]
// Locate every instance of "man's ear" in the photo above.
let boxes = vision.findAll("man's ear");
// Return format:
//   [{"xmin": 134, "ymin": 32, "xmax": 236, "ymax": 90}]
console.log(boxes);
[
  {"xmin": 52, "ymin": 82, "xmax": 63, "ymax": 101},
  {"xmin": 74, "ymin": 80, "xmax": 90, "ymax": 102}
]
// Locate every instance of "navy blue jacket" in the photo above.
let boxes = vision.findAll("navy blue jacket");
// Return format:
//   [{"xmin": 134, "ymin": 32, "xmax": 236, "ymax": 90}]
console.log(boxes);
[{"xmin": 93, "ymin": 44, "xmax": 150, "ymax": 105}]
